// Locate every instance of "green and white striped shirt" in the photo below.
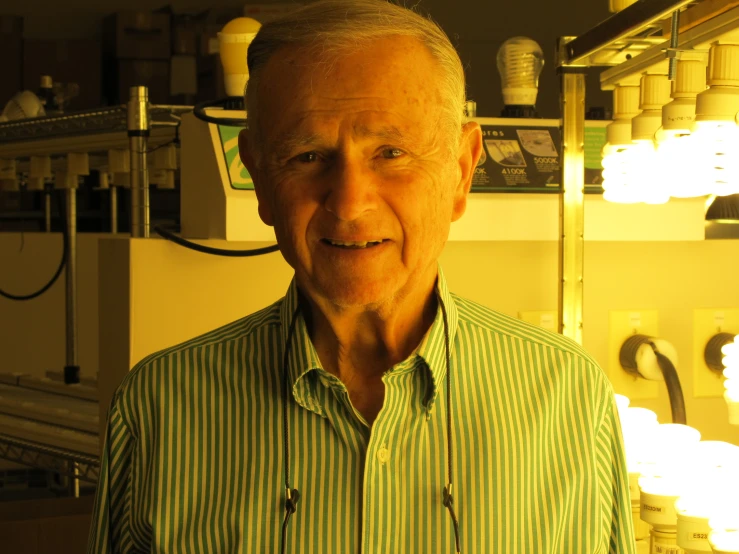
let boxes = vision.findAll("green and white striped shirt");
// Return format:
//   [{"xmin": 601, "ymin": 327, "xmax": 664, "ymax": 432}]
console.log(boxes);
[{"xmin": 88, "ymin": 269, "xmax": 635, "ymax": 553}]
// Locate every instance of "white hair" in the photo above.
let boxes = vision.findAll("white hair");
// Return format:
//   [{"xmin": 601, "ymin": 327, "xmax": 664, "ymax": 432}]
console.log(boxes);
[{"xmin": 244, "ymin": 0, "xmax": 467, "ymax": 159}]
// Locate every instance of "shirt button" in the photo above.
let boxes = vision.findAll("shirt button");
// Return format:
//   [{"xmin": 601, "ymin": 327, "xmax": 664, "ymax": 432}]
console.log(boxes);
[{"xmin": 376, "ymin": 447, "xmax": 390, "ymax": 464}]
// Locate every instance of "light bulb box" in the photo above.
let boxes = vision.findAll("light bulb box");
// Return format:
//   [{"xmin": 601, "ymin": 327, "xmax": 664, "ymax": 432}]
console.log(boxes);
[{"xmin": 103, "ymin": 11, "xmax": 171, "ymax": 61}]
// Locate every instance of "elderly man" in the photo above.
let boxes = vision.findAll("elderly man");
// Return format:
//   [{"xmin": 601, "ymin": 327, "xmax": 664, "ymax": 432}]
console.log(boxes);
[{"xmin": 88, "ymin": 1, "xmax": 635, "ymax": 553}]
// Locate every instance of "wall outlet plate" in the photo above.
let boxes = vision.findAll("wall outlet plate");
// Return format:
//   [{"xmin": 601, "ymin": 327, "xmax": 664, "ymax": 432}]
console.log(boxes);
[
  {"xmin": 608, "ymin": 310, "xmax": 660, "ymax": 399},
  {"xmin": 693, "ymin": 308, "xmax": 739, "ymax": 398},
  {"xmin": 519, "ymin": 311, "xmax": 557, "ymax": 332}
]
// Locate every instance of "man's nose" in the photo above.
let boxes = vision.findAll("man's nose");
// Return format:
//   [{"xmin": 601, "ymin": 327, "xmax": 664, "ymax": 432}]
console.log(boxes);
[{"xmin": 323, "ymin": 156, "xmax": 377, "ymax": 221}]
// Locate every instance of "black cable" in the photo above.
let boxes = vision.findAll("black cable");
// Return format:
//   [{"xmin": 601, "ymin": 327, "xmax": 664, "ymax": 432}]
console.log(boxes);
[
  {"xmin": 439, "ymin": 294, "xmax": 461, "ymax": 554},
  {"xmin": 652, "ymin": 347, "xmax": 688, "ymax": 425},
  {"xmin": 281, "ymin": 306, "xmax": 302, "ymax": 554},
  {"xmin": 193, "ymin": 97, "xmax": 247, "ymax": 127},
  {"xmin": 0, "ymin": 189, "xmax": 67, "ymax": 301},
  {"xmin": 153, "ymin": 225, "xmax": 279, "ymax": 257}
]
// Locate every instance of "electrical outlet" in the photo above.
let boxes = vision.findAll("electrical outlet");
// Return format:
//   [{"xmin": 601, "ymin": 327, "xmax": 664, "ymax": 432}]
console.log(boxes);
[
  {"xmin": 608, "ymin": 310, "xmax": 660, "ymax": 399},
  {"xmin": 693, "ymin": 308, "xmax": 739, "ymax": 398},
  {"xmin": 519, "ymin": 311, "xmax": 557, "ymax": 332}
]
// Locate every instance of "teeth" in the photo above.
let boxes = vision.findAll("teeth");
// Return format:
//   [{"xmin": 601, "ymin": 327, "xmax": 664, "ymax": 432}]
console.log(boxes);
[{"xmin": 327, "ymin": 239, "xmax": 382, "ymax": 248}]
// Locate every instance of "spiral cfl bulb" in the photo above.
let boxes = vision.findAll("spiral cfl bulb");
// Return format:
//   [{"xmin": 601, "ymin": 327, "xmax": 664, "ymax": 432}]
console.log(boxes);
[{"xmin": 496, "ymin": 37, "xmax": 544, "ymax": 108}]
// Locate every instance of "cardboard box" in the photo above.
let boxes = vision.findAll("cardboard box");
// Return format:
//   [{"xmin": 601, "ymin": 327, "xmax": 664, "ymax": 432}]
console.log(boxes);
[
  {"xmin": 103, "ymin": 11, "xmax": 171, "ymax": 60},
  {"xmin": 23, "ymin": 39, "xmax": 102, "ymax": 110},
  {"xmin": 104, "ymin": 59, "xmax": 170, "ymax": 105},
  {"xmin": 0, "ymin": 495, "xmax": 94, "ymax": 554},
  {"xmin": 0, "ymin": 16, "xmax": 23, "ymax": 109}
]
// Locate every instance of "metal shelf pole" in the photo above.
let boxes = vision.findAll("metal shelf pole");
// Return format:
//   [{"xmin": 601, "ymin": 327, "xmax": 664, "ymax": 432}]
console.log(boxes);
[
  {"xmin": 559, "ymin": 67, "xmax": 586, "ymax": 345},
  {"xmin": 128, "ymin": 86, "xmax": 151, "ymax": 238}
]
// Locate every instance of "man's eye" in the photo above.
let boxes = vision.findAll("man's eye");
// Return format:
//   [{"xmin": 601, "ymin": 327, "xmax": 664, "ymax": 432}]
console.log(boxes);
[
  {"xmin": 380, "ymin": 148, "xmax": 404, "ymax": 159},
  {"xmin": 294, "ymin": 152, "xmax": 319, "ymax": 163}
]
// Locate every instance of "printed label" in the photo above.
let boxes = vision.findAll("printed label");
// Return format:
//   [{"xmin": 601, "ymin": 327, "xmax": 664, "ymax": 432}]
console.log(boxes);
[
  {"xmin": 654, "ymin": 544, "xmax": 682, "ymax": 554},
  {"xmin": 629, "ymin": 313, "xmax": 642, "ymax": 328},
  {"xmin": 715, "ymin": 311, "xmax": 725, "ymax": 330},
  {"xmin": 642, "ymin": 503, "xmax": 663, "ymax": 513}
]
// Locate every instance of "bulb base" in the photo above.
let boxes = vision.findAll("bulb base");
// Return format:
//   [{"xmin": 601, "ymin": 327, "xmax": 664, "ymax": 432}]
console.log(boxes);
[
  {"xmin": 224, "ymin": 74, "xmax": 249, "ymax": 98},
  {"xmin": 677, "ymin": 512, "xmax": 713, "ymax": 552},
  {"xmin": 662, "ymin": 97, "xmax": 698, "ymax": 131},
  {"xmin": 502, "ymin": 87, "xmax": 538, "ymax": 107},
  {"xmin": 695, "ymin": 85, "xmax": 739, "ymax": 121},
  {"xmin": 632, "ymin": 110, "xmax": 664, "ymax": 141},
  {"xmin": 500, "ymin": 104, "xmax": 538, "ymax": 118}
]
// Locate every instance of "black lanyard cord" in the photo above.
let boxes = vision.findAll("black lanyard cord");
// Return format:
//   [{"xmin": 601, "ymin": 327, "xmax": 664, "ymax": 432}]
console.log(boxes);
[
  {"xmin": 281, "ymin": 306, "xmax": 302, "ymax": 554},
  {"xmin": 280, "ymin": 292, "xmax": 460, "ymax": 553},
  {"xmin": 439, "ymin": 295, "xmax": 461, "ymax": 554}
]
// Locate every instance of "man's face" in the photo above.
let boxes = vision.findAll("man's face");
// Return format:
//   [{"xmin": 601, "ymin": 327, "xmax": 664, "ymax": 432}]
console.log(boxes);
[{"xmin": 240, "ymin": 36, "xmax": 480, "ymax": 308}]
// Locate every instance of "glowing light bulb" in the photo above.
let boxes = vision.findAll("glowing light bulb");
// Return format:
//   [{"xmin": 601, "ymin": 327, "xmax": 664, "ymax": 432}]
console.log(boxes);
[
  {"xmin": 675, "ymin": 443, "xmax": 739, "ymax": 553},
  {"xmin": 710, "ymin": 511, "xmax": 739, "ymax": 553},
  {"xmin": 602, "ymin": 85, "xmax": 641, "ymax": 203},
  {"xmin": 620, "ymin": 407, "xmax": 659, "ymax": 473},
  {"xmin": 615, "ymin": 394, "xmax": 631, "ymax": 412},
  {"xmin": 628, "ymin": 140, "xmax": 670, "ymax": 204},
  {"xmin": 496, "ymin": 37, "xmax": 544, "ymax": 108},
  {"xmin": 602, "ymin": 143, "xmax": 641, "ymax": 203},
  {"xmin": 690, "ymin": 121, "xmax": 739, "ymax": 196},
  {"xmin": 692, "ymin": 44, "xmax": 739, "ymax": 198},
  {"xmin": 656, "ymin": 131, "xmax": 707, "ymax": 198}
]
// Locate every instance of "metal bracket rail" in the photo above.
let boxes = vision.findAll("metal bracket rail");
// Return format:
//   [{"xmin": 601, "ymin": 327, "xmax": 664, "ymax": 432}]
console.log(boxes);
[
  {"xmin": 0, "ymin": 433, "xmax": 99, "ymax": 485},
  {"xmin": 563, "ymin": 0, "xmax": 698, "ymax": 67}
]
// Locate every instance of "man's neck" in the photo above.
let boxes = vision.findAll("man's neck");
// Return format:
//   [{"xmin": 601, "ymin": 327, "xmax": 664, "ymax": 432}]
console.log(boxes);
[{"xmin": 299, "ymin": 271, "xmax": 438, "ymax": 423}]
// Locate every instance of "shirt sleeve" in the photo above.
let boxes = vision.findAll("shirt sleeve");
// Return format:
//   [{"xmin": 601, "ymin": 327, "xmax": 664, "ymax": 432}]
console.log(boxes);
[
  {"xmin": 595, "ymin": 388, "xmax": 637, "ymax": 554},
  {"xmin": 87, "ymin": 396, "xmax": 136, "ymax": 553}
]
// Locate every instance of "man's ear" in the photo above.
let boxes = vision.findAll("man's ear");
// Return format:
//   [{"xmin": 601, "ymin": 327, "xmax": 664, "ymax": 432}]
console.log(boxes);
[
  {"xmin": 451, "ymin": 121, "xmax": 483, "ymax": 222},
  {"xmin": 239, "ymin": 129, "xmax": 274, "ymax": 226}
]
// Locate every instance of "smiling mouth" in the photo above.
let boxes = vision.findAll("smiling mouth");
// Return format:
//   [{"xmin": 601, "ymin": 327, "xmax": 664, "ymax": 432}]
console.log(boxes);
[{"xmin": 322, "ymin": 239, "xmax": 388, "ymax": 249}]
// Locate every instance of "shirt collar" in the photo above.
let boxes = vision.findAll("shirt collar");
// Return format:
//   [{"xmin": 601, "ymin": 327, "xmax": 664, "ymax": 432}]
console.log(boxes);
[
  {"xmin": 415, "ymin": 264, "xmax": 459, "ymax": 413},
  {"xmin": 279, "ymin": 279, "xmax": 326, "ymax": 417},
  {"xmin": 278, "ymin": 264, "xmax": 458, "ymax": 416}
]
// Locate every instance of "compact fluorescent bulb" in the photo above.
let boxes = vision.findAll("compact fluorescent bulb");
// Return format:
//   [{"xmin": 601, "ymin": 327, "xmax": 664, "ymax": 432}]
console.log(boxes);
[
  {"xmin": 692, "ymin": 43, "xmax": 739, "ymax": 197},
  {"xmin": 629, "ymin": 74, "xmax": 672, "ymax": 204},
  {"xmin": 496, "ymin": 37, "xmax": 544, "ymax": 108},
  {"xmin": 602, "ymin": 85, "xmax": 641, "ymax": 203},
  {"xmin": 658, "ymin": 58, "xmax": 709, "ymax": 198}
]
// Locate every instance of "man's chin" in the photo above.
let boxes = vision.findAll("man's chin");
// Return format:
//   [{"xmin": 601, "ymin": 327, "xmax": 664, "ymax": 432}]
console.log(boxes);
[{"xmin": 314, "ymin": 279, "xmax": 396, "ymax": 309}]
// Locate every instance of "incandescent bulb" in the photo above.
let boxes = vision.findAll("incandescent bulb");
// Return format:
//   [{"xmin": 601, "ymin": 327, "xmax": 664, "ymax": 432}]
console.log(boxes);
[
  {"xmin": 218, "ymin": 17, "xmax": 261, "ymax": 97},
  {"xmin": 496, "ymin": 37, "xmax": 544, "ymax": 111}
]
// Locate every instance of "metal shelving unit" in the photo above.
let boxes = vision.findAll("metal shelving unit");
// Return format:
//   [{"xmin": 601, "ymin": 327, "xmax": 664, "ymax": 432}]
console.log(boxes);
[
  {"xmin": 555, "ymin": 0, "xmax": 730, "ymax": 344},
  {"xmin": 0, "ymin": 90, "xmax": 191, "ymax": 495}
]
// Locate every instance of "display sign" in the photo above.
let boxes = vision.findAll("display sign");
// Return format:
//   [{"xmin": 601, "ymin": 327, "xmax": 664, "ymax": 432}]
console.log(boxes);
[
  {"xmin": 218, "ymin": 124, "xmax": 254, "ymax": 190},
  {"xmin": 217, "ymin": 119, "xmax": 608, "ymax": 194},
  {"xmin": 472, "ymin": 123, "xmax": 561, "ymax": 192},
  {"xmin": 471, "ymin": 120, "xmax": 607, "ymax": 193}
]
